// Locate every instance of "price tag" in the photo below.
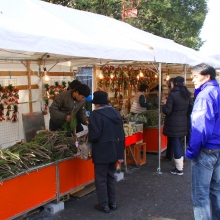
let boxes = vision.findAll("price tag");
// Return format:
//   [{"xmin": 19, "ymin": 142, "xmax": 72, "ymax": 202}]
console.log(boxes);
[{"xmin": 75, "ymin": 141, "xmax": 78, "ymax": 147}]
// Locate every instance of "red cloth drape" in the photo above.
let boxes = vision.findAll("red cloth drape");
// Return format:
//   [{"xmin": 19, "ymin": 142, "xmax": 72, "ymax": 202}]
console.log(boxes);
[{"xmin": 125, "ymin": 132, "xmax": 143, "ymax": 147}]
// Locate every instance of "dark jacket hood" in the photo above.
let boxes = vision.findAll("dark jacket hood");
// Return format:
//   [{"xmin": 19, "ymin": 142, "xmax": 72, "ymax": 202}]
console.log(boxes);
[{"xmin": 94, "ymin": 106, "xmax": 121, "ymax": 124}]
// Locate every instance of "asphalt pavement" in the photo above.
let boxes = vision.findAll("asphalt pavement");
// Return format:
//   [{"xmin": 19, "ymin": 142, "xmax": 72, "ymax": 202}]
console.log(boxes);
[{"xmin": 27, "ymin": 153, "xmax": 194, "ymax": 220}]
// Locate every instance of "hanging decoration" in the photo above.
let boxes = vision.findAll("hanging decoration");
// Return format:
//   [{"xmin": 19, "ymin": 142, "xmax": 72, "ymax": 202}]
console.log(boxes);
[
  {"xmin": 11, "ymin": 105, "xmax": 18, "ymax": 122},
  {"xmin": 6, "ymin": 105, "xmax": 11, "ymax": 121},
  {"xmin": 98, "ymin": 65, "xmax": 158, "ymax": 92},
  {"xmin": 0, "ymin": 103, "xmax": 5, "ymax": 121},
  {"xmin": 43, "ymin": 99, "xmax": 49, "ymax": 115},
  {"xmin": 42, "ymin": 80, "xmax": 71, "ymax": 114},
  {"xmin": 62, "ymin": 81, "xmax": 67, "ymax": 90},
  {"xmin": 0, "ymin": 84, "xmax": 19, "ymax": 123},
  {"xmin": 98, "ymin": 65, "xmax": 158, "ymax": 111},
  {"xmin": 119, "ymin": 94, "xmax": 124, "ymax": 109}
]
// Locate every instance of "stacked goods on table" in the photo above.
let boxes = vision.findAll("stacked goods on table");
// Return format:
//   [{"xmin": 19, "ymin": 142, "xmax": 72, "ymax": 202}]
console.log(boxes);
[
  {"xmin": 0, "ymin": 130, "xmax": 81, "ymax": 180},
  {"xmin": 123, "ymin": 113, "xmax": 147, "ymax": 136},
  {"xmin": 123, "ymin": 124, "xmax": 133, "ymax": 137},
  {"xmin": 123, "ymin": 123, "xmax": 142, "ymax": 136},
  {"xmin": 124, "ymin": 113, "xmax": 148, "ymax": 129}
]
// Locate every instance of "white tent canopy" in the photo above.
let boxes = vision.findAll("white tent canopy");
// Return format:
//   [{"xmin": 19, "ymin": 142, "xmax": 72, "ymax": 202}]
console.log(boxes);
[
  {"xmin": 0, "ymin": 0, "xmax": 154, "ymax": 63},
  {"xmin": 1, "ymin": 0, "xmax": 220, "ymax": 68}
]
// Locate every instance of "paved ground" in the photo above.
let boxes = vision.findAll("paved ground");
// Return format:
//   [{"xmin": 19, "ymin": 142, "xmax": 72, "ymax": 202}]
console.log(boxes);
[{"xmin": 27, "ymin": 153, "xmax": 194, "ymax": 220}]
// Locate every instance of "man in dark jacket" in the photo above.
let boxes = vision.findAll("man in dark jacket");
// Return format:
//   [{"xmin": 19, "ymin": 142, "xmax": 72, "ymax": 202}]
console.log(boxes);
[
  {"xmin": 67, "ymin": 79, "xmax": 84, "ymax": 133},
  {"xmin": 88, "ymin": 91, "xmax": 125, "ymax": 213},
  {"xmin": 49, "ymin": 84, "xmax": 90, "ymax": 134}
]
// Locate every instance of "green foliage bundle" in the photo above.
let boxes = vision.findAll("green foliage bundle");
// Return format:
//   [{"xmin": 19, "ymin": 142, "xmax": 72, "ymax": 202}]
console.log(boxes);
[
  {"xmin": 0, "ymin": 130, "xmax": 78, "ymax": 180},
  {"xmin": 125, "ymin": 110, "xmax": 164, "ymax": 129},
  {"xmin": 139, "ymin": 110, "xmax": 161, "ymax": 128},
  {"xmin": 62, "ymin": 113, "xmax": 77, "ymax": 136},
  {"xmin": 125, "ymin": 113, "xmax": 148, "ymax": 129}
]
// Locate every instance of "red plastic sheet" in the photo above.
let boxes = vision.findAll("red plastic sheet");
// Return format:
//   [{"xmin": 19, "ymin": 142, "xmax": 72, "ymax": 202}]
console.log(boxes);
[{"xmin": 125, "ymin": 132, "xmax": 143, "ymax": 147}]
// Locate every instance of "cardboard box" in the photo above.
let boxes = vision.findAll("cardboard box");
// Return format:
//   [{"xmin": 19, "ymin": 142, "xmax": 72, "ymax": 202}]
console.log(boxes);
[{"xmin": 136, "ymin": 124, "xmax": 143, "ymax": 133}]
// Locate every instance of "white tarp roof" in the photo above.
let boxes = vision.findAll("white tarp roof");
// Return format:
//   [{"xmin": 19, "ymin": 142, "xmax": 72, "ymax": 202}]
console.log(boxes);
[
  {"xmin": 0, "ymin": 0, "xmax": 220, "ymax": 68},
  {"xmin": 209, "ymin": 54, "xmax": 220, "ymax": 61}
]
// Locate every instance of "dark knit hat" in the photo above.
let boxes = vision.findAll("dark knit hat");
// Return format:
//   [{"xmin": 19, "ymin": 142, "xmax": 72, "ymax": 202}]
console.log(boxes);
[{"xmin": 91, "ymin": 91, "xmax": 110, "ymax": 104}]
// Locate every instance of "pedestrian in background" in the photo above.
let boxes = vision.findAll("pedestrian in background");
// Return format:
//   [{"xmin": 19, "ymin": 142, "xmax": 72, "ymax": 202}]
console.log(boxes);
[
  {"xmin": 161, "ymin": 77, "xmax": 175, "ymax": 161},
  {"xmin": 147, "ymin": 82, "xmax": 160, "ymax": 109},
  {"xmin": 186, "ymin": 63, "xmax": 220, "ymax": 220},
  {"xmin": 162, "ymin": 76, "xmax": 191, "ymax": 175},
  {"xmin": 88, "ymin": 91, "xmax": 124, "ymax": 213},
  {"xmin": 130, "ymin": 83, "xmax": 149, "ymax": 114}
]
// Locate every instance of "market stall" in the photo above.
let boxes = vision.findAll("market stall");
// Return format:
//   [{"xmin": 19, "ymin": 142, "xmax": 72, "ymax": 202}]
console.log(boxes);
[
  {"xmin": 1, "ymin": 0, "xmax": 220, "ymax": 168},
  {"xmin": 1, "ymin": 0, "xmax": 220, "ymax": 219}
]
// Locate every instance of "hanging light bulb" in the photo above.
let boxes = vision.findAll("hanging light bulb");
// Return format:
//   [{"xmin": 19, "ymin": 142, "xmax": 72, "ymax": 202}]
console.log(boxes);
[
  {"xmin": 110, "ymin": 73, "xmax": 114, "ymax": 79},
  {"xmin": 166, "ymin": 74, "xmax": 170, "ymax": 81},
  {"xmin": 99, "ymin": 71, "xmax": 103, "ymax": 79},
  {"xmin": 137, "ymin": 75, "xmax": 140, "ymax": 80},
  {"xmin": 43, "ymin": 67, "xmax": 50, "ymax": 82},
  {"xmin": 155, "ymin": 74, "xmax": 158, "ymax": 78},
  {"xmin": 139, "ymin": 69, "xmax": 144, "ymax": 77}
]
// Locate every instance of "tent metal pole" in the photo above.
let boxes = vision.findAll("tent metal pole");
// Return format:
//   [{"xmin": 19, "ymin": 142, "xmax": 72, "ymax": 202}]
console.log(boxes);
[
  {"xmin": 183, "ymin": 64, "xmax": 187, "ymax": 158},
  {"xmin": 26, "ymin": 60, "xmax": 33, "ymax": 113},
  {"xmin": 157, "ymin": 63, "xmax": 162, "ymax": 174},
  {"xmin": 184, "ymin": 64, "xmax": 187, "ymax": 82},
  {"xmin": 47, "ymin": 61, "xmax": 59, "ymax": 72}
]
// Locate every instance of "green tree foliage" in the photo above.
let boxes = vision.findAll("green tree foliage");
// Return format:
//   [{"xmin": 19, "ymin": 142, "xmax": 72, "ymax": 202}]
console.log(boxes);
[
  {"xmin": 43, "ymin": 0, "xmax": 208, "ymax": 50},
  {"xmin": 128, "ymin": 0, "xmax": 208, "ymax": 50}
]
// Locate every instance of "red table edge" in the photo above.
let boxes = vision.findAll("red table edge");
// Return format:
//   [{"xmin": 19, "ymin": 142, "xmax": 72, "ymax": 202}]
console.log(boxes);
[{"xmin": 125, "ymin": 132, "xmax": 143, "ymax": 147}]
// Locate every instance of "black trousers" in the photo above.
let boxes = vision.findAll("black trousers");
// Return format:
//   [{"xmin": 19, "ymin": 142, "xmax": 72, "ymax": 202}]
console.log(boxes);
[
  {"xmin": 165, "ymin": 136, "xmax": 173, "ymax": 160},
  {"xmin": 94, "ymin": 162, "xmax": 116, "ymax": 207}
]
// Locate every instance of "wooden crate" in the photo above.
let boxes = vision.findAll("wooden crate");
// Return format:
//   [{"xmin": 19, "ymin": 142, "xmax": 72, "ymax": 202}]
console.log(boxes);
[{"xmin": 126, "ymin": 143, "xmax": 146, "ymax": 166}]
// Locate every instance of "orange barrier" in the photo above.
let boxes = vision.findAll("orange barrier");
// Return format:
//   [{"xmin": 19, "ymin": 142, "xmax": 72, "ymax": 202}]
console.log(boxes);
[
  {"xmin": 0, "ymin": 164, "xmax": 56, "ymax": 220},
  {"xmin": 59, "ymin": 158, "xmax": 94, "ymax": 195},
  {"xmin": 0, "ymin": 158, "xmax": 95, "ymax": 220},
  {"xmin": 143, "ymin": 126, "xmax": 167, "ymax": 152}
]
